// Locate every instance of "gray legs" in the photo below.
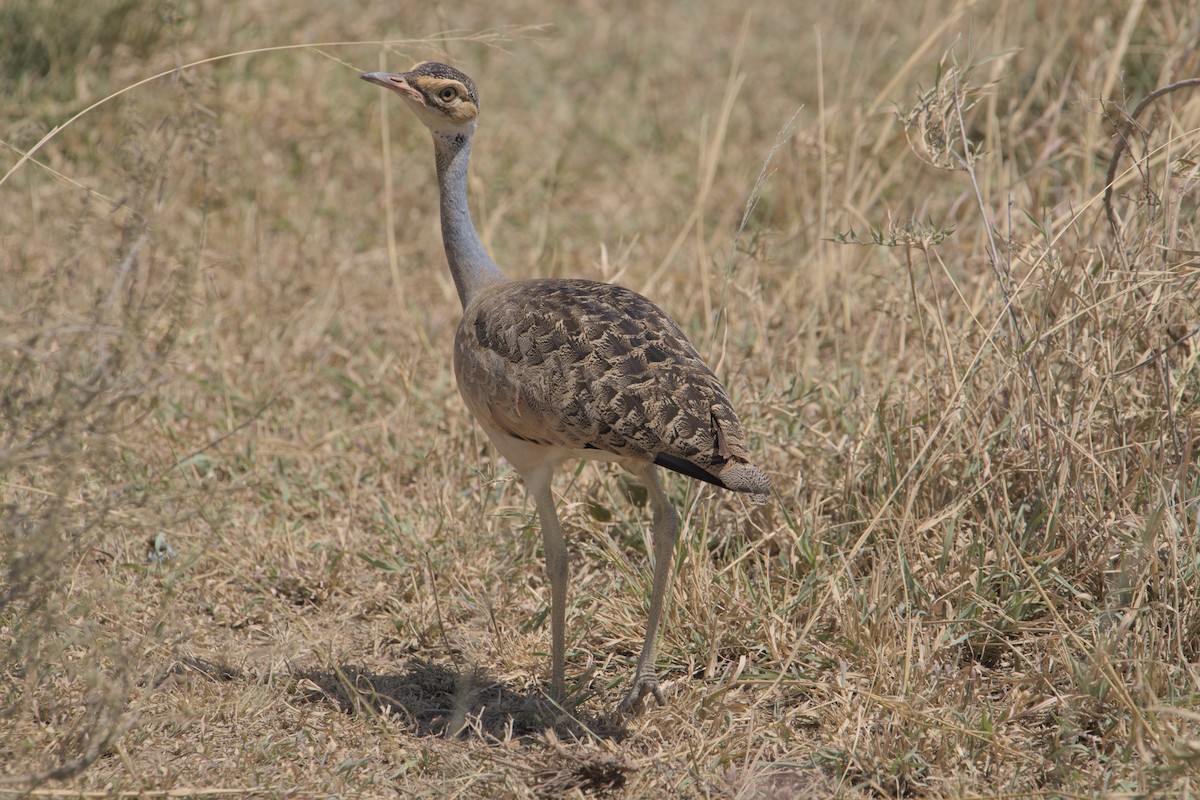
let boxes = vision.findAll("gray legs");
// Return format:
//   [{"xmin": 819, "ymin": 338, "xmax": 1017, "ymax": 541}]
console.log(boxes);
[
  {"xmin": 618, "ymin": 464, "xmax": 680, "ymax": 715},
  {"xmin": 524, "ymin": 462, "xmax": 680, "ymax": 715},
  {"xmin": 526, "ymin": 465, "xmax": 569, "ymax": 701}
]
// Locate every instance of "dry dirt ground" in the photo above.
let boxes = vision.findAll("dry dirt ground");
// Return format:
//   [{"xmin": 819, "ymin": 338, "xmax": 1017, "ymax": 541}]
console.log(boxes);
[{"xmin": 3, "ymin": 0, "xmax": 1200, "ymax": 797}]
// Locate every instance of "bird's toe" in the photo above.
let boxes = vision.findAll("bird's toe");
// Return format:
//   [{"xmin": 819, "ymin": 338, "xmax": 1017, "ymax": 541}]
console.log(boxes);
[{"xmin": 614, "ymin": 674, "xmax": 667, "ymax": 718}]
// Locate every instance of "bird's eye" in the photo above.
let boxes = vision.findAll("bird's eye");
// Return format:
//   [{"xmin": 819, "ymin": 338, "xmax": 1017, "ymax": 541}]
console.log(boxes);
[{"xmin": 439, "ymin": 87, "xmax": 457, "ymax": 102}]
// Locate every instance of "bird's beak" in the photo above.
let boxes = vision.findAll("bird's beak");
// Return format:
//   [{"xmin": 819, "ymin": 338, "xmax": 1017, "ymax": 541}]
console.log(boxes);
[{"xmin": 360, "ymin": 71, "xmax": 424, "ymax": 104}]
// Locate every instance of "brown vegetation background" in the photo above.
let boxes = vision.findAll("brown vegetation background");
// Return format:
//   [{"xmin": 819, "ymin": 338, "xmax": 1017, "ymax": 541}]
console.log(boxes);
[{"xmin": 2, "ymin": 0, "xmax": 1199, "ymax": 796}]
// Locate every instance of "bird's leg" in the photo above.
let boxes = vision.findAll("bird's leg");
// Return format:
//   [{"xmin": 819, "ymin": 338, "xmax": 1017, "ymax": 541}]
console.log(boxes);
[
  {"xmin": 618, "ymin": 465, "xmax": 680, "ymax": 715},
  {"xmin": 526, "ymin": 466, "xmax": 569, "ymax": 702}
]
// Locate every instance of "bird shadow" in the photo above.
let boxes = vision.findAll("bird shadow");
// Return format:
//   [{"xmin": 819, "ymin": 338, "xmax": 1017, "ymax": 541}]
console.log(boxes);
[{"xmin": 291, "ymin": 659, "xmax": 628, "ymax": 742}]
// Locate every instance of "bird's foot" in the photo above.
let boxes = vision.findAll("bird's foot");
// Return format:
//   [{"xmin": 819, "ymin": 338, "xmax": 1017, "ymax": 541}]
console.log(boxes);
[
  {"xmin": 544, "ymin": 653, "xmax": 596, "ymax": 710},
  {"xmin": 614, "ymin": 673, "xmax": 667, "ymax": 719}
]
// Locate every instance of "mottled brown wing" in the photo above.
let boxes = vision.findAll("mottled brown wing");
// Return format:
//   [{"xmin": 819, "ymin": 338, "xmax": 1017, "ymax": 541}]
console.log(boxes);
[{"xmin": 453, "ymin": 278, "xmax": 769, "ymax": 497}]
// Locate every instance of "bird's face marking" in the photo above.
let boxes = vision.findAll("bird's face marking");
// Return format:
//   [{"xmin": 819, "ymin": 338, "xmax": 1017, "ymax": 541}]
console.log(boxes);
[{"xmin": 361, "ymin": 61, "xmax": 479, "ymax": 134}]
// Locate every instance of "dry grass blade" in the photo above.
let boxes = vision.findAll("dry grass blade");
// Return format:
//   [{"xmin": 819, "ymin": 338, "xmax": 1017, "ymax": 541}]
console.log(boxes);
[{"xmin": 1103, "ymin": 76, "xmax": 1200, "ymax": 233}]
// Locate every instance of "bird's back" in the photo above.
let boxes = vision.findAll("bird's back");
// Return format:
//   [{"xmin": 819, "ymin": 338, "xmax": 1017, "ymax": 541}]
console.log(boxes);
[{"xmin": 454, "ymin": 278, "xmax": 769, "ymax": 498}]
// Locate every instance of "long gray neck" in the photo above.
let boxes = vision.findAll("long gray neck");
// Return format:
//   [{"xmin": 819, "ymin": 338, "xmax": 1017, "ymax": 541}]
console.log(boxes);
[{"xmin": 432, "ymin": 130, "xmax": 506, "ymax": 309}]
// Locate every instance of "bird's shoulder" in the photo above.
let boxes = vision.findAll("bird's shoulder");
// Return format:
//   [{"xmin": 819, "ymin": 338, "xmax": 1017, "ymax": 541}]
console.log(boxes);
[{"xmin": 458, "ymin": 278, "xmax": 699, "ymax": 366}]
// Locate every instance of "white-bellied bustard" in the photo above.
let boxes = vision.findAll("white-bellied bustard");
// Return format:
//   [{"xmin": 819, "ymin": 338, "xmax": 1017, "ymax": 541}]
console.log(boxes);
[{"xmin": 362, "ymin": 62, "xmax": 769, "ymax": 716}]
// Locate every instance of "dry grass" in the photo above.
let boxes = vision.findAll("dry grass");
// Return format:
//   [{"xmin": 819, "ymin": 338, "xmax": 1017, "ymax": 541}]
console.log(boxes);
[{"xmin": 2, "ymin": 0, "xmax": 1199, "ymax": 796}]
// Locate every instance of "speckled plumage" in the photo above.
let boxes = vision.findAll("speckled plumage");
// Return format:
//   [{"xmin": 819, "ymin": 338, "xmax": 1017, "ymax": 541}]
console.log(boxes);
[
  {"xmin": 362, "ymin": 62, "xmax": 770, "ymax": 716},
  {"xmin": 455, "ymin": 278, "xmax": 769, "ymax": 499}
]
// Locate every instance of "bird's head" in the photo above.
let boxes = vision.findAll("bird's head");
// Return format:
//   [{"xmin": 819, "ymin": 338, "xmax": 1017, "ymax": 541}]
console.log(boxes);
[{"xmin": 361, "ymin": 62, "xmax": 479, "ymax": 137}]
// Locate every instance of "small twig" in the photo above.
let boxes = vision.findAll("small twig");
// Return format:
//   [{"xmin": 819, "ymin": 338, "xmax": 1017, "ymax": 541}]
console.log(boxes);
[
  {"xmin": 425, "ymin": 551, "xmax": 460, "ymax": 673},
  {"xmin": 1103, "ymin": 77, "xmax": 1200, "ymax": 235},
  {"xmin": 1114, "ymin": 325, "xmax": 1200, "ymax": 376},
  {"xmin": 0, "ymin": 139, "xmax": 122, "ymax": 208},
  {"xmin": 950, "ymin": 71, "xmax": 1025, "ymax": 351},
  {"xmin": 147, "ymin": 391, "xmax": 280, "ymax": 486},
  {"xmin": 0, "ymin": 711, "xmax": 136, "ymax": 787},
  {"xmin": 1158, "ymin": 351, "xmax": 1183, "ymax": 463}
]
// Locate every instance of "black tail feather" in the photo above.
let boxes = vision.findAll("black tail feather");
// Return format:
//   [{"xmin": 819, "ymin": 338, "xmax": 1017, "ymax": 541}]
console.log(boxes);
[{"xmin": 653, "ymin": 452, "xmax": 729, "ymax": 491}]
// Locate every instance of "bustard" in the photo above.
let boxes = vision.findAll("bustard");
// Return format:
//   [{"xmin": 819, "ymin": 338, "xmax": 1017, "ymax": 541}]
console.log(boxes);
[{"xmin": 362, "ymin": 62, "xmax": 770, "ymax": 715}]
